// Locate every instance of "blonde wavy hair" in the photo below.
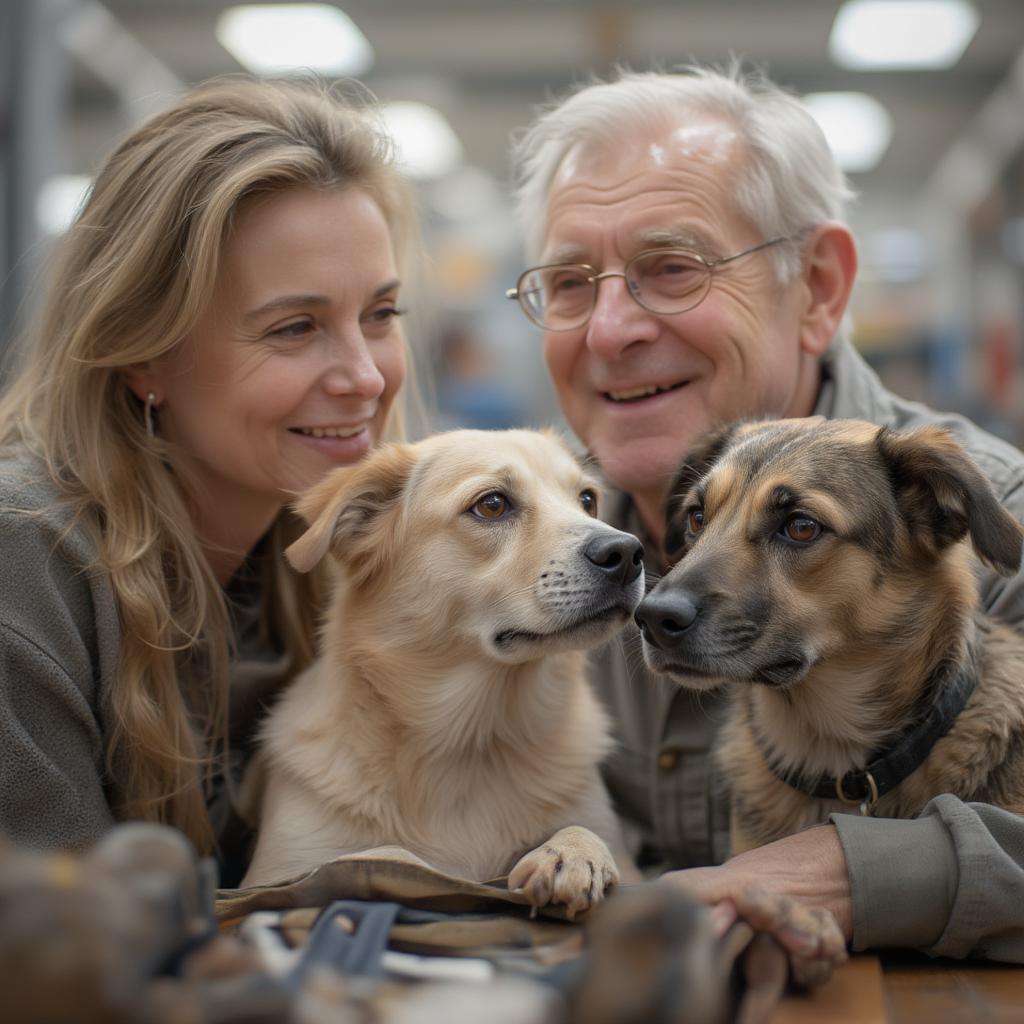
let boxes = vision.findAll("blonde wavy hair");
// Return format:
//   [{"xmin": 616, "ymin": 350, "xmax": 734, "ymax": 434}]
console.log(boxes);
[{"xmin": 0, "ymin": 76, "xmax": 418, "ymax": 854}]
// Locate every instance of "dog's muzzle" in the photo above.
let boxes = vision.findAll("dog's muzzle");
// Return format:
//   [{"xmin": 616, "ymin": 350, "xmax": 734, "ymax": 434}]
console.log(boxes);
[
  {"xmin": 585, "ymin": 532, "xmax": 644, "ymax": 588},
  {"xmin": 634, "ymin": 590, "xmax": 699, "ymax": 650}
]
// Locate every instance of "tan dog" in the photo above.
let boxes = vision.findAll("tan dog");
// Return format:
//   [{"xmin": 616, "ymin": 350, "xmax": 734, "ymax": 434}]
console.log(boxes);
[
  {"xmin": 242, "ymin": 429, "xmax": 644, "ymax": 917},
  {"xmin": 636, "ymin": 418, "xmax": 1024, "ymax": 853}
]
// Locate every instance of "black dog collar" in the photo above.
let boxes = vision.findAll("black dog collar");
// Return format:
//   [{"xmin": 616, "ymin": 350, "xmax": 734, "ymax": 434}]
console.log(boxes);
[{"xmin": 762, "ymin": 637, "xmax": 980, "ymax": 812}]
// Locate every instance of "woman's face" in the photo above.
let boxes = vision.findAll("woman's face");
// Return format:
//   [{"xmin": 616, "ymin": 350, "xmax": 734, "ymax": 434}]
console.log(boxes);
[{"xmin": 150, "ymin": 185, "xmax": 406, "ymax": 540}]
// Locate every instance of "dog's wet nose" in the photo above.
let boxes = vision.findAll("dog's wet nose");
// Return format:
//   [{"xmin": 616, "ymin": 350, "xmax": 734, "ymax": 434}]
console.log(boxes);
[
  {"xmin": 634, "ymin": 591, "xmax": 698, "ymax": 650},
  {"xmin": 584, "ymin": 533, "xmax": 645, "ymax": 586}
]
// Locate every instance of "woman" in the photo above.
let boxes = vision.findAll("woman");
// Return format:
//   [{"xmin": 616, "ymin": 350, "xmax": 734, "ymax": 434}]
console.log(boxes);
[{"xmin": 0, "ymin": 77, "xmax": 417, "ymax": 881}]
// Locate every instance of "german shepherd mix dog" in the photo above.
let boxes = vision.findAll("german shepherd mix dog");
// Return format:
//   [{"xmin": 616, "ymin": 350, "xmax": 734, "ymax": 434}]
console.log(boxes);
[
  {"xmin": 242, "ymin": 430, "xmax": 644, "ymax": 917},
  {"xmin": 635, "ymin": 418, "xmax": 1024, "ymax": 854}
]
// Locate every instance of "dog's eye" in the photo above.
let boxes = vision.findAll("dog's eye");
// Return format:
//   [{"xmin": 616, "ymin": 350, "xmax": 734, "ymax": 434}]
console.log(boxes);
[
  {"xmin": 782, "ymin": 515, "xmax": 822, "ymax": 544},
  {"xmin": 580, "ymin": 489, "xmax": 598, "ymax": 517},
  {"xmin": 686, "ymin": 507, "xmax": 705, "ymax": 534},
  {"xmin": 471, "ymin": 492, "xmax": 510, "ymax": 520}
]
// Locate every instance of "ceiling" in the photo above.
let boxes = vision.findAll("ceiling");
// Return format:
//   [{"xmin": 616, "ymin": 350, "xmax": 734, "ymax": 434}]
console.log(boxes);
[{"xmin": 65, "ymin": 0, "xmax": 1024, "ymax": 208}]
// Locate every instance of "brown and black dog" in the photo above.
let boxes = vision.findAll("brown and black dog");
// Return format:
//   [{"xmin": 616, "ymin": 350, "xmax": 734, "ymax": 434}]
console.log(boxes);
[{"xmin": 635, "ymin": 417, "xmax": 1024, "ymax": 853}]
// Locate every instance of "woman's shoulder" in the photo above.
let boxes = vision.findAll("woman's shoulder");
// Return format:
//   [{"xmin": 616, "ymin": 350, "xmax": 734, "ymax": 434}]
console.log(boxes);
[
  {"xmin": 0, "ymin": 445, "xmax": 119, "ymax": 687},
  {"xmin": 0, "ymin": 446, "xmax": 105, "ymax": 607},
  {"xmin": 0, "ymin": 445, "xmax": 64, "ymax": 509}
]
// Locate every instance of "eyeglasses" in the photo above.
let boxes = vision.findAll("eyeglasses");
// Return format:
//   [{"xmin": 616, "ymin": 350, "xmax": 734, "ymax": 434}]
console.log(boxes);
[{"xmin": 506, "ymin": 237, "xmax": 788, "ymax": 332}]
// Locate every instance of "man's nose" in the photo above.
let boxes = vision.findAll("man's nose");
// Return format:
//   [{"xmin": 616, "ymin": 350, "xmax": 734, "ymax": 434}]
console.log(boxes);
[{"xmin": 584, "ymin": 273, "xmax": 660, "ymax": 358}]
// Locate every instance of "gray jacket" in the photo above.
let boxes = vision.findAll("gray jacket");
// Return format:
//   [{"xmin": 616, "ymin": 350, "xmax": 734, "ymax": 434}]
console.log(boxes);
[
  {"xmin": 592, "ymin": 335, "xmax": 1024, "ymax": 960},
  {"xmin": 0, "ymin": 450, "xmax": 290, "ymax": 875}
]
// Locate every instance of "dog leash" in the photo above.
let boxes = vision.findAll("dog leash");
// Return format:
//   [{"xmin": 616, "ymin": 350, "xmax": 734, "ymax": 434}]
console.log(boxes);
[{"xmin": 763, "ymin": 647, "xmax": 979, "ymax": 815}]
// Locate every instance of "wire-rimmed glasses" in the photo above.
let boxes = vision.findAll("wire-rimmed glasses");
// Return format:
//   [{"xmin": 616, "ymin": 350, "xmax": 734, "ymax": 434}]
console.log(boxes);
[{"xmin": 506, "ymin": 237, "xmax": 788, "ymax": 332}]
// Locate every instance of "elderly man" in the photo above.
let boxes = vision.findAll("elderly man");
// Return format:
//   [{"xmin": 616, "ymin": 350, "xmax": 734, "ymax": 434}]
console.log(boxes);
[{"xmin": 507, "ymin": 65, "xmax": 1024, "ymax": 961}]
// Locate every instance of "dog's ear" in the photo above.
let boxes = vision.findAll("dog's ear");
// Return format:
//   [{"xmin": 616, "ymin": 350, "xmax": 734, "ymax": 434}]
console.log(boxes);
[
  {"xmin": 876, "ymin": 425, "xmax": 1023, "ymax": 576},
  {"xmin": 663, "ymin": 422, "xmax": 741, "ymax": 562},
  {"xmin": 285, "ymin": 443, "xmax": 417, "ymax": 576}
]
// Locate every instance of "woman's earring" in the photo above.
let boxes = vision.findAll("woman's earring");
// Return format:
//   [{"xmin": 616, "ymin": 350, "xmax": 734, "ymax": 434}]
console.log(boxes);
[{"xmin": 144, "ymin": 391, "xmax": 158, "ymax": 439}]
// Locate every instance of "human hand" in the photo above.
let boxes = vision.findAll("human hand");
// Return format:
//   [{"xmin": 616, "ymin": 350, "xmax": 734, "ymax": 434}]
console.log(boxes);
[{"xmin": 659, "ymin": 824, "xmax": 852, "ymax": 987}]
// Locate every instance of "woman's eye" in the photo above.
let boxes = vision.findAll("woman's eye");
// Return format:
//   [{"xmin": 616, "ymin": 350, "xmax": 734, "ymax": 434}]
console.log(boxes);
[
  {"xmin": 365, "ymin": 305, "xmax": 406, "ymax": 326},
  {"xmin": 782, "ymin": 515, "xmax": 822, "ymax": 544},
  {"xmin": 687, "ymin": 507, "xmax": 705, "ymax": 534},
  {"xmin": 471, "ymin": 492, "xmax": 510, "ymax": 520},
  {"xmin": 580, "ymin": 489, "xmax": 598, "ymax": 517},
  {"xmin": 269, "ymin": 319, "xmax": 314, "ymax": 338}
]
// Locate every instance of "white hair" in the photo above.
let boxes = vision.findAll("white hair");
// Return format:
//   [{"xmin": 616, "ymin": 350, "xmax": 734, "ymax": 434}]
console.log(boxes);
[{"xmin": 511, "ymin": 63, "xmax": 856, "ymax": 282}]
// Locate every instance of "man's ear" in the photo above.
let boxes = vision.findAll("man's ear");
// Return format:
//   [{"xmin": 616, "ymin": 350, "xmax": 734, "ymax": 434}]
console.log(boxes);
[
  {"xmin": 876, "ymin": 425, "xmax": 1023, "ymax": 576},
  {"xmin": 285, "ymin": 443, "xmax": 417, "ymax": 579},
  {"xmin": 663, "ymin": 422, "xmax": 741, "ymax": 563},
  {"xmin": 796, "ymin": 222, "xmax": 857, "ymax": 358}
]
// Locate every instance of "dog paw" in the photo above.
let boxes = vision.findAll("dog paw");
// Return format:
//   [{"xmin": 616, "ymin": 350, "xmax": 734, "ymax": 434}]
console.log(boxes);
[
  {"xmin": 508, "ymin": 826, "xmax": 619, "ymax": 920},
  {"xmin": 730, "ymin": 885, "xmax": 848, "ymax": 989}
]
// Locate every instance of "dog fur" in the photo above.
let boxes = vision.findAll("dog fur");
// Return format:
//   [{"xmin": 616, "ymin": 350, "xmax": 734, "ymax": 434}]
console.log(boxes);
[
  {"xmin": 242, "ymin": 429, "xmax": 643, "ymax": 915},
  {"xmin": 636, "ymin": 417, "xmax": 1024, "ymax": 852}
]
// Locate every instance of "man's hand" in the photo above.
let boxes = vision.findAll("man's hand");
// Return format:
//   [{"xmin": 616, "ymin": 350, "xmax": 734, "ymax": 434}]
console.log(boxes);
[{"xmin": 659, "ymin": 824, "xmax": 852, "ymax": 987}]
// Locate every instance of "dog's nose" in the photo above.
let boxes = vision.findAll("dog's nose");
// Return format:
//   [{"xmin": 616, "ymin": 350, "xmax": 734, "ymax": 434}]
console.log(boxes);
[
  {"xmin": 584, "ymin": 533, "xmax": 645, "ymax": 586},
  {"xmin": 634, "ymin": 591, "xmax": 698, "ymax": 650}
]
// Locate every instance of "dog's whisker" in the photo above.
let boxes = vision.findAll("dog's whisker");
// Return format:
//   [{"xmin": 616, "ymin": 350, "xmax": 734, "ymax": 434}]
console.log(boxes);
[
  {"xmin": 612, "ymin": 630, "xmax": 648, "ymax": 697},
  {"xmin": 623, "ymin": 651, "xmax": 644, "ymax": 695}
]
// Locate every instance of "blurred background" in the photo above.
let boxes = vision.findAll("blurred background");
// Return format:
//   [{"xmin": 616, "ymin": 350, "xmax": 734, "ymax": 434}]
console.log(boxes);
[{"xmin": 2, "ymin": 0, "xmax": 1023, "ymax": 441}]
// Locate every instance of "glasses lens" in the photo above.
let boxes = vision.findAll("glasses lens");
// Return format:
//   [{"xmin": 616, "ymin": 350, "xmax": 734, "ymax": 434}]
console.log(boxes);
[
  {"xmin": 630, "ymin": 250, "xmax": 710, "ymax": 313},
  {"xmin": 519, "ymin": 265, "xmax": 593, "ymax": 330}
]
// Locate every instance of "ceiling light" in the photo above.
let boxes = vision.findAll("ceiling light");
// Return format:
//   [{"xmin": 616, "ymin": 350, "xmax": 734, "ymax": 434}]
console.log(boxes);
[
  {"xmin": 830, "ymin": 0, "xmax": 980, "ymax": 70},
  {"xmin": 216, "ymin": 4, "xmax": 373, "ymax": 77},
  {"xmin": 380, "ymin": 102, "xmax": 463, "ymax": 181},
  {"xmin": 36, "ymin": 175, "xmax": 92, "ymax": 235},
  {"xmin": 802, "ymin": 92, "xmax": 893, "ymax": 173}
]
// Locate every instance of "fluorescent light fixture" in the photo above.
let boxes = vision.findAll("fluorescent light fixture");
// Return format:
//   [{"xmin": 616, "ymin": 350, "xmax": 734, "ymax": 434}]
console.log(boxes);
[
  {"xmin": 830, "ymin": 0, "xmax": 979, "ymax": 70},
  {"xmin": 803, "ymin": 92, "xmax": 893, "ymax": 173},
  {"xmin": 36, "ymin": 175, "xmax": 92, "ymax": 235},
  {"xmin": 380, "ymin": 102, "xmax": 463, "ymax": 181},
  {"xmin": 216, "ymin": 4, "xmax": 373, "ymax": 77}
]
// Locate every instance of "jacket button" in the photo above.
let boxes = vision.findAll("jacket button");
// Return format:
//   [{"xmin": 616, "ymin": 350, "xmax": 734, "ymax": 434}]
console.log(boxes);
[{"xmin": 657, "ymin": 750, "xmax": 679, "ymax": 771}]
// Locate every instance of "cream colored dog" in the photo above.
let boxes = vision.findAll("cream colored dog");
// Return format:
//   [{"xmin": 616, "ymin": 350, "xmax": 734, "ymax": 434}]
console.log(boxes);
[{"xmin": 242, "ymin": 430, "xmax": 644, "ymax": 917}]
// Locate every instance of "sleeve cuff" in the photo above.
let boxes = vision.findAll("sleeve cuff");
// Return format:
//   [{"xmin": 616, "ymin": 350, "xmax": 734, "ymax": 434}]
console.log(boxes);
[{"xmin": 831, "ymin": 811, "xmax": 958, "ymax": 951}]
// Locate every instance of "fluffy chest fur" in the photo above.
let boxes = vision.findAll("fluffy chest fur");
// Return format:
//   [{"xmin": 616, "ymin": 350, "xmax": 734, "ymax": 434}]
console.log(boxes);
[{"xmin": 255, "ymin": 649, "xmax": 612, "ymax": 880}]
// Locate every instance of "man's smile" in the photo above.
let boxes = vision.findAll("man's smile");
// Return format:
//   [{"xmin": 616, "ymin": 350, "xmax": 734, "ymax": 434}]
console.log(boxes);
[{"xmin": 602, "ymin": 380, "xmax": 689, "ymax": 403}]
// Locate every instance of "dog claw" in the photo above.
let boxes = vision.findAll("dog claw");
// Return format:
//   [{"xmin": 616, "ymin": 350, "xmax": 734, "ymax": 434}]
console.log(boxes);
[{"xmin": 509, "ymin": 827, "xmax": 619, "ymax": 918}]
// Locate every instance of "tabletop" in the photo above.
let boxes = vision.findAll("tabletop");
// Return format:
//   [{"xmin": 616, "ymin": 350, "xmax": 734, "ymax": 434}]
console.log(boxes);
[{"xmin": 770, "ymin": 952, "xmax": 1024, "ymax": 1023}]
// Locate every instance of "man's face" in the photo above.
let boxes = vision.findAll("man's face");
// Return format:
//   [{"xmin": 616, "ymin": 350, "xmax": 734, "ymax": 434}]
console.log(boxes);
[{"xmin": 540, "ymin": 112, "xmax": 820, "ymax": 519}]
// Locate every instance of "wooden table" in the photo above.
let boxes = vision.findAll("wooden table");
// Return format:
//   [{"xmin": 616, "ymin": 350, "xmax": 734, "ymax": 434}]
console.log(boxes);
[{"xmin": 771, "ymin": 953, "xmax": 1024, "ymax": 1023}]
